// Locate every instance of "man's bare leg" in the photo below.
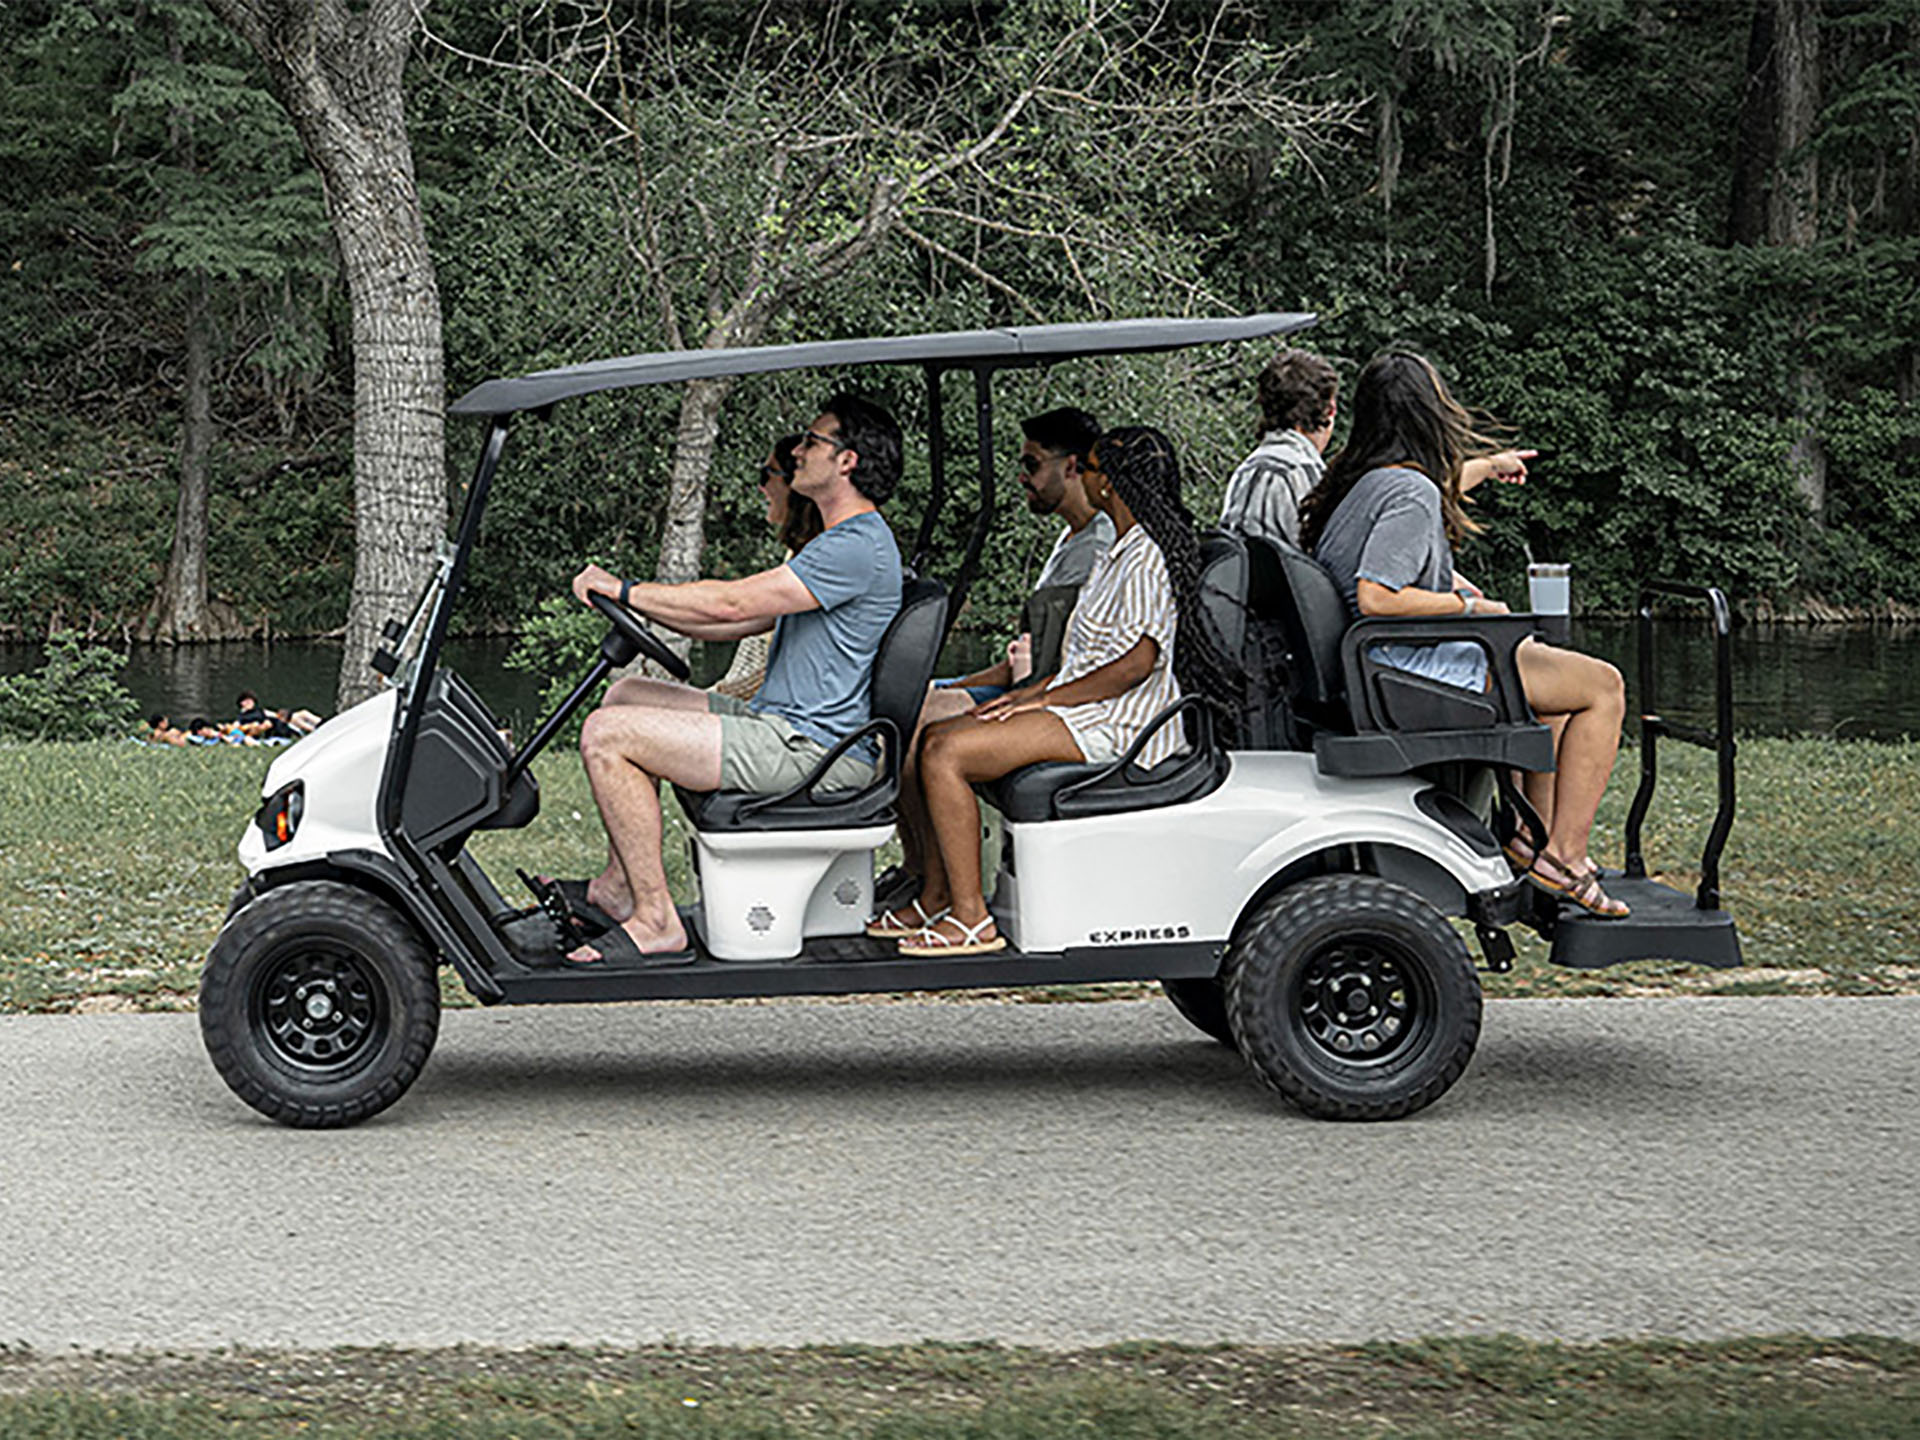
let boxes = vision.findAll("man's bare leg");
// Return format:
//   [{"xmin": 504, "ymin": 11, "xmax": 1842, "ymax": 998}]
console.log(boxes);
[
  {"xmin": 570, "ymin": 702, "xmax": 724, "ymax": 962},
  {"xmin": 578, "ymin": 678, "xmax": 712, "ymax": 920}
]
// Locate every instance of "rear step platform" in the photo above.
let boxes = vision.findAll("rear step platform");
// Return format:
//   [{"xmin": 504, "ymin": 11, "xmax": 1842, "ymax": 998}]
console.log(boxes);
[{"xmin": 1548, "ymin": 873, "xmax": 1742, "ymax": 971}]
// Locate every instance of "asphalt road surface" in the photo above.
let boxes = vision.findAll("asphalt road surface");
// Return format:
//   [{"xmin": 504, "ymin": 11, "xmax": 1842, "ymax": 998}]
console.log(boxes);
[{"xmin": 2, "ymin": 995, "xmax": 1916, "ymax": 1351}]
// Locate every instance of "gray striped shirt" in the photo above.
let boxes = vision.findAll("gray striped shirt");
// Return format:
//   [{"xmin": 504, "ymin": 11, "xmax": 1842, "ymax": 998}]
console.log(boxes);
[{"xmin": 1218, "ymin": 428, "xmax": 1325, "ymax": 549}]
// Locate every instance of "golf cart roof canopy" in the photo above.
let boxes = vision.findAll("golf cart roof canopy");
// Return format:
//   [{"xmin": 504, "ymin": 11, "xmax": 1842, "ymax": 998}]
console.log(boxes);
[{"xmin": 449, "ymin": 312, "xmax": 1318, "ymax": 418}]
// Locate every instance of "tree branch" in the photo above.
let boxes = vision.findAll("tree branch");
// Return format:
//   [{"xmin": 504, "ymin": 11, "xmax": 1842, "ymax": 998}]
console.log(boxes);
[{"xmin": 897, "ymin": 222, "xmax": 1048, "ymax": 322}]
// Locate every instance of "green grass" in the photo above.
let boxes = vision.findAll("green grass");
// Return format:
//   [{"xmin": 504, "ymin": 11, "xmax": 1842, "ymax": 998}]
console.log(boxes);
[
  {"xmin": 2, "ymin": 736, "xmax": 1916, "ymax": 1013},
  {"xmin": 0, "ymin": 1336, "xmax": 1916, "ymax": 1439}
]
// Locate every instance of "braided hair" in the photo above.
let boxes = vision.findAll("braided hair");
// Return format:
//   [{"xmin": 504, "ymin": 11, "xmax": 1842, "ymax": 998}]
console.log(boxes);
[{"xmin": 1096, "ymin": 425, "xmax": 1246, "ymax": 731}]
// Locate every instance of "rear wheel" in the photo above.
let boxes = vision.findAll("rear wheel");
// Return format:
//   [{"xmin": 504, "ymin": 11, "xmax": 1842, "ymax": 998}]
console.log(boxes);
[
  {"xmin": 199, "ymin": 880, "xmax": 439, "ymax": 1128},
  {"xmin": 1226, "ymin": 874, "xmax": 1480, "ymax": 1121},
  {"xmin": 1160, "ymin": 977, "xmax": 1236, "ymax": 1049}
]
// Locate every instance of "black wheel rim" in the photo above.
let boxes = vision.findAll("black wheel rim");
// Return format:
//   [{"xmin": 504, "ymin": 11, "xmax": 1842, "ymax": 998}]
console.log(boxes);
[
  {"xmin": 1289, "ymin": 935, "xmax": 1434, "ymax": 1068},
  {"xmin": 248, "ymin": 942, "xmax": 390, "ymax": 1080}
]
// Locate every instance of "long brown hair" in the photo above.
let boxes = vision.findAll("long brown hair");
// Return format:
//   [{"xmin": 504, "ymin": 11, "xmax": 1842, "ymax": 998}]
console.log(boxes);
[
  {"xmin": 1298, "ymin": 351, "xmax": 1502, "ymax": 552},
  {"xmin": 770, "ymin": 433, "xmax": 823, "ymax": 553}
]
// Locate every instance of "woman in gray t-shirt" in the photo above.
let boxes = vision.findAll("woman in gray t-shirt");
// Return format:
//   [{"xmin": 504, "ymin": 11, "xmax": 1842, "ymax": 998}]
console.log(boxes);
[{"xmin": 1299, "ymin": 352, "xmax": 1631, "ymax": 920}]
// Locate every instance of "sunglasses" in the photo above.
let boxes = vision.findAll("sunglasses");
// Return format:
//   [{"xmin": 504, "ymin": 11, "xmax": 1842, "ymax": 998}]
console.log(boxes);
[
  {"xmin": 1019, "ymin": 450, "xmax": 1068, "ymax": 476},
  {"xmin": 796, "ymin": 429, "xmax": 850, "ymax": 454}
]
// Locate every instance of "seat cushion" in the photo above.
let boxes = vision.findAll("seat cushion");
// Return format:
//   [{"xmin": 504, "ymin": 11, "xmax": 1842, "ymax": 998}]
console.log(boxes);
[
  {"xmin": 675, "ymin": 782, "xmax": 895, "ymax": 833},
  {"xmin": 977, "ymin": 751, "xmax": 1225, "ymax": 823}
]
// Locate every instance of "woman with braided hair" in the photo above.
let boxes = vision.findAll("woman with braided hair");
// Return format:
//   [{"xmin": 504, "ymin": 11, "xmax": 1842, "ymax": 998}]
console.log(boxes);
[{"xmin": 875, "ymin": 425, "xmax": 1232, "ymax": 956}]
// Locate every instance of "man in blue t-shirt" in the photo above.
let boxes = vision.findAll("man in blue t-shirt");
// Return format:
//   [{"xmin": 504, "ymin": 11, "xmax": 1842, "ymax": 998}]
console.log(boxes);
[{"xmin": 561, "ymin": 393, "xmax": 904, "ymax": 966}]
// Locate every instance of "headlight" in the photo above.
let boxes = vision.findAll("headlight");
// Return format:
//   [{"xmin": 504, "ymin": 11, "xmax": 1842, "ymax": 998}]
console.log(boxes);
[{"xmin": 256, "ymin": 781, "xmax": 305, "ymax": 850}]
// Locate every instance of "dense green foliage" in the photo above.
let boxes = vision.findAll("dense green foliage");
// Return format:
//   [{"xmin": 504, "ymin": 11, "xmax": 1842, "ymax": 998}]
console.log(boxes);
[
  {"xmin": 0, "ymin": 631, "xmax": 139, "ymax": 740},
  {"xmin": 2, "ymin": 0, "xmax": 1914, "ymax": 638}
]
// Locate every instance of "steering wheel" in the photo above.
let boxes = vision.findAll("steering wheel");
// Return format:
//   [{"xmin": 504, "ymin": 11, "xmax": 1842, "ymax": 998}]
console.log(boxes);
[{"xmin": 588, "ymin": 590, "xmax": 691, "ymax": 682}]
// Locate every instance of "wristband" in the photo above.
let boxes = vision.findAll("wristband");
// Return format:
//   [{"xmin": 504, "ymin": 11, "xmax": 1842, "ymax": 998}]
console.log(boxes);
[
  {"xmin": 619, "ymin": 577, "xmax": 634, "ymax": 609},
  {"xmin": 1458, "ymin": 592, "xmax": 1478, "ymax": 615}
]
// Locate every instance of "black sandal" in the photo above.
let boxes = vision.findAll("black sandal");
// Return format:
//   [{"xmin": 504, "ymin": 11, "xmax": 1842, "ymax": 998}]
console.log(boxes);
[
  {"xmin": 516, "ymin": 870, "xmax": 618, "ymax": 947},
  {"xmin": 565, "ymin": 926, "xmax": 695, "ymax": 969}
]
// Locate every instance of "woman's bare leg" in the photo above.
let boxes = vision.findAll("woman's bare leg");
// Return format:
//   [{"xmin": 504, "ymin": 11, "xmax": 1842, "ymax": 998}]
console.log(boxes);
[
  {"xmin": 1518, "ymin": 712, "xmax": 1569, "ymax": 850},
  {"xmin": 1516, "ymin": 639, "xmax": 1626, "ymax": 873},
  {"xmin": 896, "ymin": 685, "xmax": 976, "ymax": 878},
  {"xmin": 915, "ymin": 710, "xmax": 1082, "ymax": 939}
]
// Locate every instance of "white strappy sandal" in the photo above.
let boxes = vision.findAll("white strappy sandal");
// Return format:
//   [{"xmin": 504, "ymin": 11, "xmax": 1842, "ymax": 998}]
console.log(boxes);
[
  {"xmin": 865, "ymin": 897, "xmax": 950, "ymax": 939},
  {"xmin": 896, "ymin": 914, "xmax": 1007, "ymax": 957}
]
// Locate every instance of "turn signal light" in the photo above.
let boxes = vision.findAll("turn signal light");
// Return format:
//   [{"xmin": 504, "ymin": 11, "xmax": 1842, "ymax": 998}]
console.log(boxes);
[{"xmin": 256, "ymin": 781, "xmax": 305, "ymax": 851}]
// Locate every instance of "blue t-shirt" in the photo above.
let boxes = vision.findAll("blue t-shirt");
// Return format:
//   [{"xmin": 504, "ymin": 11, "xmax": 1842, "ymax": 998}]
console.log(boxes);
[{"xmin": 750, "ymin": 509, "xmax": 902, "ymax": 759}]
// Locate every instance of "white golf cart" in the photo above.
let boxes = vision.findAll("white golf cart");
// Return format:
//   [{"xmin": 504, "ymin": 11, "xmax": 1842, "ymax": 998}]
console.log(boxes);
[{"xmin": 199, "ymin": 314, "xmax": 1742, "ymax": 1129}]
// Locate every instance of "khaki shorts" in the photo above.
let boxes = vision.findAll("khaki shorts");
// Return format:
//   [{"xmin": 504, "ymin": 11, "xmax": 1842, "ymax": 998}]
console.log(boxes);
[{"xmin": 707, "ymin": 693, "xmax": 876, "ymax": 794}]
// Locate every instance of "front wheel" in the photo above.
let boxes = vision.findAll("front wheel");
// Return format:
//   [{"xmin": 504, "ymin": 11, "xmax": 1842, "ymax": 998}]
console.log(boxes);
[
  {"xmin": 199, "ymin": 880, "xmax": 440, "ymax": 1128},
  {"xmin": 1226, "ymin": 875, "xmax": 1480, "ymax": 1121}
]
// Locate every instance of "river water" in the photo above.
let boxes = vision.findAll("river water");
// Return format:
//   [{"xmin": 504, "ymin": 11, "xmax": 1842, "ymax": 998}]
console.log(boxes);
[{"xmin": 2, "ymin": 621, "xmax": 1916, "ymax": 741}]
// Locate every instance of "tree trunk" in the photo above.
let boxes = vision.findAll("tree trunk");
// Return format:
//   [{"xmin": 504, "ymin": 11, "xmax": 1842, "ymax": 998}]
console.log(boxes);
[
  {"xmin": 1767, "ymin": 0, "xmax": 1821, "ymax": 248},
  {"xmin": 655, "ymin": 374, "xmax": 737, "ymax": 591},
  {"xmin": 1771, "ymin": 0, "xmax": 1825, "ymax": 525},
  {"xmin": 205, "ymin": 0, "xmax": 446, "ymax": 712},
  {"xmin": 330, "ymin": 128, "xmax": 446, "ymax": 709},
  {"xmin": 651, "ymin": 305, "xmax": 778, "ymax": 592},
  {"xmin": 1728, "ymin": 0, "xmax": 1777, "ymax": 246},
  {"xmin": 146, "ymin": 276, "xmax": 215, "ymax": 642}
]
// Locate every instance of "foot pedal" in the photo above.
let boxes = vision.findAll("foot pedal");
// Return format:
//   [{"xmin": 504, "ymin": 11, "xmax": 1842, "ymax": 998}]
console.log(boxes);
[{"xmin": 515, "ymin": 868, "xmax": 594, "ymax": 950}]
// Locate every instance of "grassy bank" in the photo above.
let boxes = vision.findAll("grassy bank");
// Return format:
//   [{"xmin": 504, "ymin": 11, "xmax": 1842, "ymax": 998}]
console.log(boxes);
[
  {"xmin": 2, "ymin": 1335, "xmax": 1918, "ymax": 1440},
  {"xmin": 2, "ymin": 735, "xmax": 1916, "ymax": 1014}
]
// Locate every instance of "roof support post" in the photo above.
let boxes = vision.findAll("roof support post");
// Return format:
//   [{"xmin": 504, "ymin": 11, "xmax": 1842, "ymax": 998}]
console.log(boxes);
[
  {"xmin": 909, "ymin": 365, "xmax": 946, "ymax": 573},
  {"xmin": 943, "ymin": 364, "xmax": 999, "ymax": 634}
]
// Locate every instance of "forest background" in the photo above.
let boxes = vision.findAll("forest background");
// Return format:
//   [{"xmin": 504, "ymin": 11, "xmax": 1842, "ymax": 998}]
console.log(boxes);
[{"xmin": 2, "ymin": 0, "xmax": 1915, "ymax": 707}]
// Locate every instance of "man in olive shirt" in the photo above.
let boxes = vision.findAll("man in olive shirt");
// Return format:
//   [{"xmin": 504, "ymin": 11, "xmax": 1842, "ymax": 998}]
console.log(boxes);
[{"xmin": 932, "ymin": 406, "xmax": 1111, "ymax": 710}]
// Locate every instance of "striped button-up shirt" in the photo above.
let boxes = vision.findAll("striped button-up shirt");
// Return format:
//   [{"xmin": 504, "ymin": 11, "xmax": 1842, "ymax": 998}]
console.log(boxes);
[
  {"xmin": 1218, "ymin": 428, "xmax": 1324, "ymax": 549},
  {"xmin": 1049, "ymin": 525, "xmax": 1184, "ymax": 767}
]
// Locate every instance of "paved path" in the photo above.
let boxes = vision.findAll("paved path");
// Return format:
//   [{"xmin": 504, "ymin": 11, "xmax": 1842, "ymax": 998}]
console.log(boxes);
[{"xmin": 2, "ymin": 996, "xmax": 1916, "ymax": 1350}]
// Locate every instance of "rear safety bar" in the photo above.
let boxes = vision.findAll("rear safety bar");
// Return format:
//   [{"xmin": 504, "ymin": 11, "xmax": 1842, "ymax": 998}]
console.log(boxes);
[{"xmin": 1622, "ymin": 581, "xmax": 1736, "ymax": 911}]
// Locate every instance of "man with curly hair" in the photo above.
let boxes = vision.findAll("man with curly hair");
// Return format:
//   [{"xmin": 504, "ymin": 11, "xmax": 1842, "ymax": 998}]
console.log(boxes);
[{"xmin": 1219, "ymin": 347, "xmax": 1339, "ymax": 549}]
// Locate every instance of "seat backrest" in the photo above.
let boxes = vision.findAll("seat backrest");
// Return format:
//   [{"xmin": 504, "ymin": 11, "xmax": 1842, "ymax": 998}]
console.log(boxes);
[
  {"xmin": 1192, "ymin": 532, "xmax": 1253, "ymax": 747},
  {"xmin": 868, "ymin": 576, "xmax": 949, "ymax": 768},
  {"xmin": 1196, "ymin": 532, "xmax": 1250, "ymax": 662},
  {"xmin": 1250, "ymin": 535, "xmax": 1350, "ymax": 714}
]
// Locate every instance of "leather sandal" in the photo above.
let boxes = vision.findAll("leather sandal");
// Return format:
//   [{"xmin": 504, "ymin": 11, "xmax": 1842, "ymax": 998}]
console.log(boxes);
[
  {"xmin": 1501, "ymin": 836, "xmax": 1536, "ymax": 875},
  {"xmin": 1527, "ymin": 851, "xmax": 1630, "ymax": 919}
]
